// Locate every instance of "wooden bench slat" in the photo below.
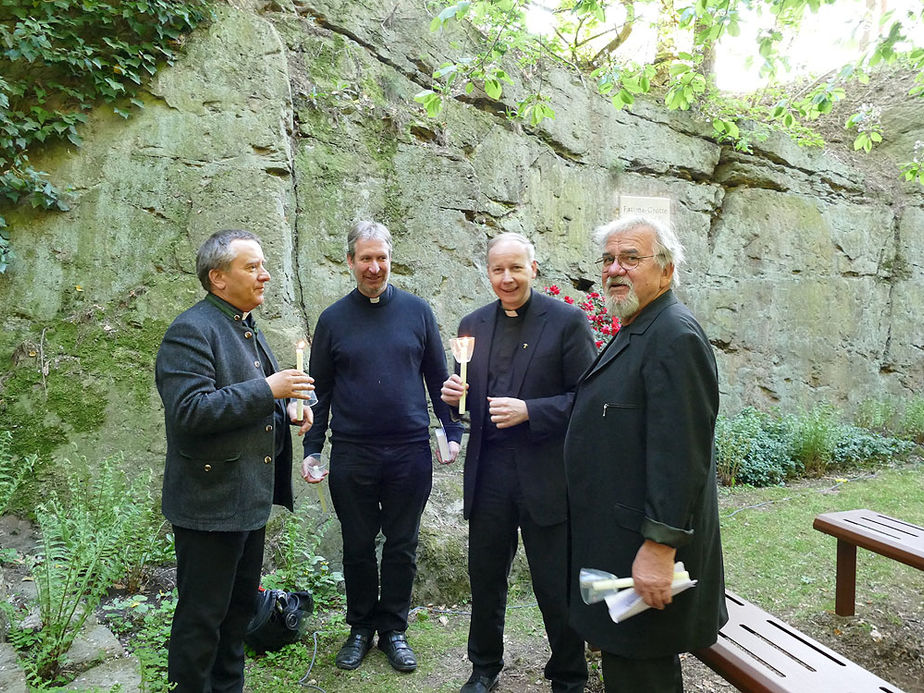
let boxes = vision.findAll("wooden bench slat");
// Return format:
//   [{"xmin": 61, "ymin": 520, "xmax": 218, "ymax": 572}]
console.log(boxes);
[
  {"xmin": 813, "ymin": 509, "xmax": 924, "ymax": 570},
  {"xmin": 813, "ymin": 509, "xmax": 924, "ymax": 615},
  {"xmin": 695, "ymin": 591, "xmax": 905, "ymax": 693}
]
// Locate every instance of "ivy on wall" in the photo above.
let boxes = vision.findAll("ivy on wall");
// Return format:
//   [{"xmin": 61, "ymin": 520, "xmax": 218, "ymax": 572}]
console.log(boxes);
[{"xmin": 0, "ymin": 0, "xmax": 213, "ymax": 272}]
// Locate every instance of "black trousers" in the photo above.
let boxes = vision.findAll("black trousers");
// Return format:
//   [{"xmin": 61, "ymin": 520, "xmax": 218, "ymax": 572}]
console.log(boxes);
[
  {"xmin": 467, "ymin": 445, "xmax": 587, "ymax": 692},
  {"xmin": 328, "ymin": 440, "xmax": 432, "ymax": 634},
  {"xmin": 169, "ymin": 525, "xmax": 265, "ymax": 693},
  {"xmin": 601, "ymin": 651, "xmax": 683, "ymax": 692}
]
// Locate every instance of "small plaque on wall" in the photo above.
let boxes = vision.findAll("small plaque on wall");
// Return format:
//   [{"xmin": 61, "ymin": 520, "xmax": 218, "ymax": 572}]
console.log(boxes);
[{"xmin": 619, "ymin": 195, "xmax": 671, "ymax": 225}]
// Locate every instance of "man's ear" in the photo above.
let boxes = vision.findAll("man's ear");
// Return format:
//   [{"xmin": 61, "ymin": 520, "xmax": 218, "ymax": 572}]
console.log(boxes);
[
  {"xmin": 209, "ymin": 268, "xmax": 226, "ymax": 291},
  {"xmin": 346, "ymin": 253, "xmax": 354, "ymax": 269},
  {"xmin": 660, "ymin": 263, "xmax": 675, "ymax": 289}
]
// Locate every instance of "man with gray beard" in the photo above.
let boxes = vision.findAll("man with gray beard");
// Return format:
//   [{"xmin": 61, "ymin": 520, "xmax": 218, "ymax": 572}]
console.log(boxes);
[{"xmin": 564, "ymin": 216, "xmax": 727, "ymax": 692}]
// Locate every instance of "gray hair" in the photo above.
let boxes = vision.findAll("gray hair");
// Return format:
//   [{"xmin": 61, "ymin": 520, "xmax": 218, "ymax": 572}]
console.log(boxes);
[
  {"xmin": 196, "ymin": 229, "xmax": 261, "ymax": 291},
  {"xmin": 486, "ymin": 232, "xmax": 536, "ymax": 264},
  {"xmin": 347, "ymin": 221, "xmax": 393, "ymax": 257},
  {"xmin": 593, "ymin": 215, "xmax": 685, "ymax": 286}
]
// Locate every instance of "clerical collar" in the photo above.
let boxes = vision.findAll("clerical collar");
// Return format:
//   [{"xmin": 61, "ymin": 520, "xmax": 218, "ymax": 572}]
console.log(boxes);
[
  {"xmin": 499, "ymin": 292, "xmax": 532, "ymax": 318},
  {"xmin": 354, "ymin": 284, "xmax": 392, "ymax": 306}
]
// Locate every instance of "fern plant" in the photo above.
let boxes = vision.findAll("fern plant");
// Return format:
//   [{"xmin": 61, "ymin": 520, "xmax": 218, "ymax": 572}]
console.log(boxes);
[
  {"xmin": 15, "ymin": 452, "xmax": 160, "ymax": 684},
  {"xmin": 0, "ymin": 430, "xmax": 37, "ymax": 514}
]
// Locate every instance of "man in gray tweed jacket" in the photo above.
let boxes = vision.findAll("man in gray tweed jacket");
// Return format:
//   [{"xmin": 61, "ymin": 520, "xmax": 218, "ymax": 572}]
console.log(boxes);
[{"xmin": 156, "ymin": 229, "xmax": 314, "ymax": 692}]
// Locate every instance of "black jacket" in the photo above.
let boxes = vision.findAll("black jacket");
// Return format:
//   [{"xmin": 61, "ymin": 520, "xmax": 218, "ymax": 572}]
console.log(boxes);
[
  {"xmin": 565, "ymin": 290, "xmax": 727, "ymax": 656},
  {"xmin": 457, "ymin": 290, "xmax": 595, "ymax": 525}
]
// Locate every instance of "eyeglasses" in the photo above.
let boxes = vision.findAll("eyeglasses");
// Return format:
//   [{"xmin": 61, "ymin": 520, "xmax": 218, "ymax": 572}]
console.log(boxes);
[{"xmin": 594, "ymin": 254, "xmax": 656, "ymax": 271}]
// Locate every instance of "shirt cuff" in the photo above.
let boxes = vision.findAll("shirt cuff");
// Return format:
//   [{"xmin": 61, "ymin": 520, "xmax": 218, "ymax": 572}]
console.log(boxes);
[{"xmin": 641, "ymin": 517, "xmax": 694, "ymax": 548}]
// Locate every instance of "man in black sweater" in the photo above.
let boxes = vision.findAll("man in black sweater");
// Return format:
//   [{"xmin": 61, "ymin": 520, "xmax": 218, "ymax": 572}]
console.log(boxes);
[{"xmin": 303, "ymin": 221, "xmax": 462, "ymax": 673}]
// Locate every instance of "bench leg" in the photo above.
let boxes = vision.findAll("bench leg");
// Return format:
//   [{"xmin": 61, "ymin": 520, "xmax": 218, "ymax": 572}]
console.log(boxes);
[{"xmin": 834, "ymin": 539, "xmax": 857, "ymax": 617}]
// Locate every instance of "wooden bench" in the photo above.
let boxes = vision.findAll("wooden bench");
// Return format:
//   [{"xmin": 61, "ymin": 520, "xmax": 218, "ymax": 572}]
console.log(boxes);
[
  {"xmin": 813, "ymin": 509, "xmax": 924, "ymax": 617},
  {"xmin": 694, "ymin": 590, "xmax": 904, "ymax": 692}
]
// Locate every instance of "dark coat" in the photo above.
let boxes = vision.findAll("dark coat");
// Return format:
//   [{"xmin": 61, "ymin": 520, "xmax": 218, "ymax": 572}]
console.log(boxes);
[
  {"xmin": 156, "ymin": 294, "xmax": 293, "ymax": 532},
  {"xmin": 458, "ymin": 291, "xmax": 595, "ymax": 525},
  {"xmin": 564, "ymin": 290, "xmax": 727, "ymax": 657}
]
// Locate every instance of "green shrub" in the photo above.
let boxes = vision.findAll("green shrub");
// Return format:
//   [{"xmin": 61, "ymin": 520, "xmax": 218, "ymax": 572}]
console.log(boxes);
[
  {"xmin": 9, "ymin": 452, "xmax": 162, "ymax": 685},
  {"xmin": 854, "ymin": 397, "xmax": 898, "ymax": 434},
  {"xmin": 263, "ymin": 506, "xmax": 344, "ymax": 610},
  {"xmin": 832, "ymin": 424, "xmax": 916, "ymax": 467},
  {"xmin": 715, "ymin": 408, "xmax": 795, "ymax": 486},
  {"xmin": 900, "ymin": 396, "xmax": 924, "ymax": 444},
  {"xmin": 788, "ymin": 405, "xmax": 842, "ymax": 477},
  {"xmin": 715, "ymin": 403, "xmax": 916, "ymax": 488},
  {"xmin": 101, "ymin": 591, "xmax": 177, "ymax": 693}
]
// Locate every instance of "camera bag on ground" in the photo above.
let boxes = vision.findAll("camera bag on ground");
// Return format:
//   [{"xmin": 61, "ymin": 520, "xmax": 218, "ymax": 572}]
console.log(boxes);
[{"xmin": 245, "ymin": 586, "xmax": 314, "ymax": 652}]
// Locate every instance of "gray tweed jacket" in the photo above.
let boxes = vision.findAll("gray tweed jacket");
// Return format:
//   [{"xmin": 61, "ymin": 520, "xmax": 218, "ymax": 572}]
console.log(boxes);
[{"xmin": 155, "ymin": 294, "xmax": 294, "ymax": 531}]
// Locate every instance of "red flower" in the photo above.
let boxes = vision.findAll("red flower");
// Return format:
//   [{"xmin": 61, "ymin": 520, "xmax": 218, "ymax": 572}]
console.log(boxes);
[{"xmin": 544, "ymin": 285, "xmax": 618, "ymax": 351}]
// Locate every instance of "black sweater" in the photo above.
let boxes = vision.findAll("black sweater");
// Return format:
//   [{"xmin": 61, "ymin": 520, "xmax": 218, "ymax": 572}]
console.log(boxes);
[{"xmin": 303, "ymin": 284, "xmax": 463, "ymax": 454}]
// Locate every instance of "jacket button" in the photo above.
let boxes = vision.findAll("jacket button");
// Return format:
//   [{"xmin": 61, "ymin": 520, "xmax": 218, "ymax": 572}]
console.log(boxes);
[
  {"xmin": 265, "ymin": 424, "xmax": 273, "ymax": 432},
  {"xmin": 254, "ymin": 360, "xmax": 261, "ymax": 368},
  {"xmin": 245, "ymin": 331, "xmax": 253, "ymax": 339},
  {"xmin": 264, "ymin": 456, "xmax": 272, "ymax": 464},
  {"xmin": 204, "ymin": 464, "xmax": 212, "ymax": 472},
  {"xmin": 234, "ymin": 315, "xmax": 242, "ymax": 321}
]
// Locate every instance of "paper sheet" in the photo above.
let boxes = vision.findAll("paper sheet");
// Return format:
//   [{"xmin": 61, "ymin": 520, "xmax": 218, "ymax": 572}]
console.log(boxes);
[{"xmin": 603, "ymin": 579, "xmax": 697, "ymax": 623}]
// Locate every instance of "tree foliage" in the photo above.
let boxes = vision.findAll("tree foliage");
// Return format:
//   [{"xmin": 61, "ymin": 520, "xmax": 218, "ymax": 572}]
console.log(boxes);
[
  {"xmin": 0, "ymin": 0, "xmax": 213, "ymax": 272},
  {"xmin": 419, "ymin": 0, "xmax": 924, "ymax": 180}
]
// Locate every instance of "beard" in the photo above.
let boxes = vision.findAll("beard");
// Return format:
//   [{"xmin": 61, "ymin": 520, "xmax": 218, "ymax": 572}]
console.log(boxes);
[{"xmin": 605, "ymin": 278, "xmax": 640, "ymax": 321}]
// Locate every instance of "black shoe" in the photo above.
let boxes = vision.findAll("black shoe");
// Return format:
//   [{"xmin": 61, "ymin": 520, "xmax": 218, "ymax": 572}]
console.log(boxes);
[
  {"xmin": 377, "ymin": 630, "xmax": 417, "ymax": 672},
  {"xmin": 460, "ymin": 671, "xmax": 500, "ymax": 693},
  {"xmin": 335, "ymin": 630, "xmax": 373, "ymax": 670}
]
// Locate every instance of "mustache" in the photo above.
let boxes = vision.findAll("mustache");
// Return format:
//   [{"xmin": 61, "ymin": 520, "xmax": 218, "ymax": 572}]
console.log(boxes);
[{"xmin": 606, "ymin": 277, "xmax": 632, "ymax": 289}]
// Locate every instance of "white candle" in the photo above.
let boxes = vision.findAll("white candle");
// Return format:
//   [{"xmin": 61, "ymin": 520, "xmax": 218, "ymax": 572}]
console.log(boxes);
[
  {"xmin": 450, "ymin": 337, "xmax": 475, "ymax": 415},
  {"xmin": 295, "ymin": 341, "xmax": 305, "ymax": 420}
]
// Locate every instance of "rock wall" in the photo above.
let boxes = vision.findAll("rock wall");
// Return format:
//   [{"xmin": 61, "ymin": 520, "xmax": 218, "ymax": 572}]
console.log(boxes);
[{"xmin": 1, "ymin": 0, "xmax": 922, "ymax": 477}]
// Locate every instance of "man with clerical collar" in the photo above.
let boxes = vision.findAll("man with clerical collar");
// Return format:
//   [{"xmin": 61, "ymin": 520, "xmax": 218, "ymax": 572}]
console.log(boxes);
[
  {"xmin": 156, "ymin": 229, "xmax": 314, "ymax": 692},
  {"xmin": 303, "ymin": 221, "xmax": 463, "ymax": 673},
  {"xmin": 441, "ymin": 232, "xmax": 596, "ymax": 693}
]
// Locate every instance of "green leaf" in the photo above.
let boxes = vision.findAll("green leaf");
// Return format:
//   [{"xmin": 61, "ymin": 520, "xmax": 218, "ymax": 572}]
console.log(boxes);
[
  {"xmin": 484, "ymin": 78, "xmax": 502, "ymax": 100},
  {"xmin": 612, "ymin": 89, "xmax": 634, "ymax": 108},
  {"xmin": 414, "ymin": 91, "xmax": 443, "ymax": 118}
]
